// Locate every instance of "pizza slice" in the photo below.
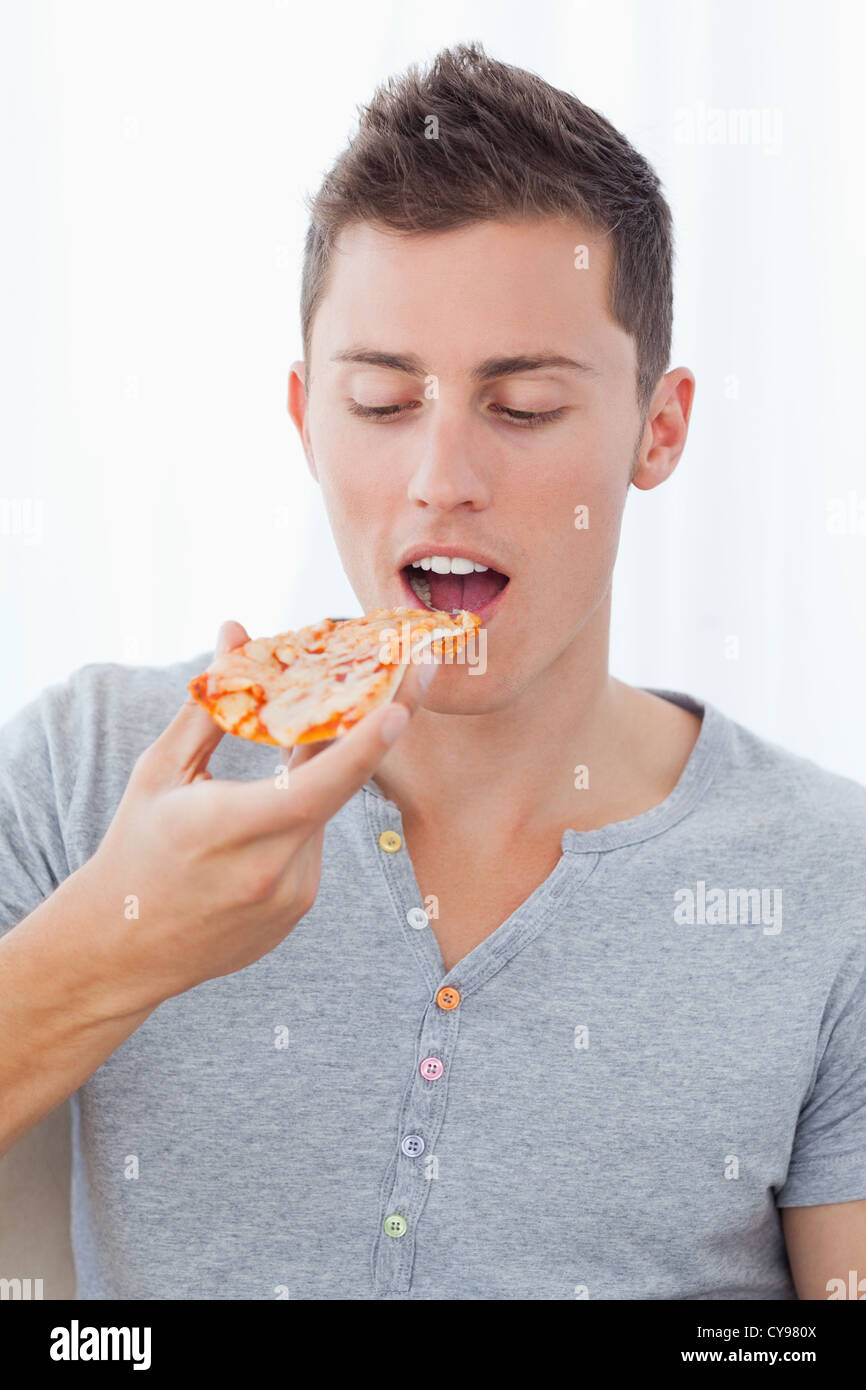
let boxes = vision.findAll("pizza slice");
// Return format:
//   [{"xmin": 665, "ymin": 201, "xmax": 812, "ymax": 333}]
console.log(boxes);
[{"xmin": 187, "ymin": 606, "xmax": 480, "ymax": 748}]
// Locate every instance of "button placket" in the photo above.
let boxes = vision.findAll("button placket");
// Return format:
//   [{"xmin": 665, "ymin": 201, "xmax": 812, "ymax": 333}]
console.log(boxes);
[
  {"xmin": 372, "ymin": 993, "xmax": 461, "ymax": 1294},
  {"xmin": 366, "ymin": 794, "xmax": 444, "ymax": 992},
  {"xmin": 363, "ymin": 783, "xmax": 599, "ymax": 1297}
]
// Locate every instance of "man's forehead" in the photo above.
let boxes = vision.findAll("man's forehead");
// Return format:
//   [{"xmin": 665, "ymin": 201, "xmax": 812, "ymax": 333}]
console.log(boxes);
[
  {"xmin": 311, "ymin": 216, "xmax": 617, "ymax": 365},
  {"xmin": 331, "ymin": 215, "xmax": 611, "ymax": 273}
]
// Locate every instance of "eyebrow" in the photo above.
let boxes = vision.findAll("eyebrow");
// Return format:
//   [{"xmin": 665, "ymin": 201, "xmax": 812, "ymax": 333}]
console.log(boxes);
[{"xmin": 331, "ymin": 349, "xmax": 599, "ymax": 381}]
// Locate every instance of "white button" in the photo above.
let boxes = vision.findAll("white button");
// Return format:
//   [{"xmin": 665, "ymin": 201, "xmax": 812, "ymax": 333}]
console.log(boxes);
[{"xmin": 406, "ymin": 907, "xmax": 429, "ymax": 930}]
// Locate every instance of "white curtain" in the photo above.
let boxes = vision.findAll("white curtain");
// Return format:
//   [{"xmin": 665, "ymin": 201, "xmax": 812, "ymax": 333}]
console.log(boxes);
[{"xmin": 2, "ymin": 0, "xmax": 864, "ymax": 779}]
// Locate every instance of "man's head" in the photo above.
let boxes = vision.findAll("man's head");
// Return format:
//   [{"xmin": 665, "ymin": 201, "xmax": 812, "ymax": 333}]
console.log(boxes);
[{"xmin": 288, "ymin": 43, "xmax": 693, "ymax": 716}]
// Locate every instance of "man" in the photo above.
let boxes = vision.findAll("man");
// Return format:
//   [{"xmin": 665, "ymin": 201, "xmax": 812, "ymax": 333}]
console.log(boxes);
[{"xmin": 1, "ymin": 43, "xmax": 864, "ymax": 1301}]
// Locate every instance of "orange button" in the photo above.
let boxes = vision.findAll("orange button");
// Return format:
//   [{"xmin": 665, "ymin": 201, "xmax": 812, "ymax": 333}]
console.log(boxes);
[{"xmin": 435, "ymin": 986, "xmax": 461, "ymax": 1011}]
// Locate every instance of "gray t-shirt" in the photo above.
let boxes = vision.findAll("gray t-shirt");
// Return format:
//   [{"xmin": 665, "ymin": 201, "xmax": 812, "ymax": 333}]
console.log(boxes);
[{"xmin": 2, "ymin": 654, "xmax": 865, "ymax": 1300}]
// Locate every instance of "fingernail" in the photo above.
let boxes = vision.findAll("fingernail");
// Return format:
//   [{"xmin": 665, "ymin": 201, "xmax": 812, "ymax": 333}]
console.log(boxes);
[{"xmin": 381, "ymin": 703, "xmax": 410, "ymax": 745}]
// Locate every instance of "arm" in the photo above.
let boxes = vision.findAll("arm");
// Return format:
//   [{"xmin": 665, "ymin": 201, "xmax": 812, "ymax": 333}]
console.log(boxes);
[
  {"xmin": 782, "ymin": 1199, "xmax": 866, "ymax": 1299},
  {"xmin": 0, "ymin": 623, "xmax": 434, "ymax": 1158},
  {"xmin": 0, "ymin": 864, "xmax": 157, "ymax": 1157},
  {"xmin": 774, "ymin": 940, "xmax": 866, "ymax": 1296}
]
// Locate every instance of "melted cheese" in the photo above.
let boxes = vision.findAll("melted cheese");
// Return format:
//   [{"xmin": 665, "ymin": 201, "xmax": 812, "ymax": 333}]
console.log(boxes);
[{"xmin": 190, "ymin": 607, "xmax": 480, "ymax": 747}]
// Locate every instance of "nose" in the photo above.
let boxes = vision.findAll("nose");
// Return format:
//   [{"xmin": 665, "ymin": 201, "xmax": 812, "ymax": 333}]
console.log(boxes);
[{"xmin": 406, "ymin": 403, "xmax": 491, "ymax": 511}]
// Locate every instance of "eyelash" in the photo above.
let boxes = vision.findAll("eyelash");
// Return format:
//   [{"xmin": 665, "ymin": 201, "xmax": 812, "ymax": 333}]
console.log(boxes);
[{"xmin": 347, "ymin": 400, "xmax": 567, "ymax": 429}]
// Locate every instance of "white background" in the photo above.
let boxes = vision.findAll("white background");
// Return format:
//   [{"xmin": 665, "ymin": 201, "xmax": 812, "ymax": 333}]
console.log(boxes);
[{"xmin": 1, "ymin": 0, "xmax": 864, "ymax": 780}]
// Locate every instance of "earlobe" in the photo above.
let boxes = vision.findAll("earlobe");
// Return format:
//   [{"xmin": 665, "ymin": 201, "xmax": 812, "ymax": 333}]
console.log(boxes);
[
  {"xmin": 630, "ymin": 368, "xmax": 695, "ymax": 492},
  {"xmin": 631, "ymin": 455, "xmax": 674, "ymax": 492}
]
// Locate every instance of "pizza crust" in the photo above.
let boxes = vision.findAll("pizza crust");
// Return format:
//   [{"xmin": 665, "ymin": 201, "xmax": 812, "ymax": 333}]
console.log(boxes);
[{"xmin": 187, "ymin": 607, "xmax": 480, "ymax": 747}]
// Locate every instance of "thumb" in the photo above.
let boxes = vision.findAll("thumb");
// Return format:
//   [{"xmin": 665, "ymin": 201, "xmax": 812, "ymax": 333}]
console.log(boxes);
[{"xmin": 147, "ymin": 620, "xmax": 251, "ymax": 785}]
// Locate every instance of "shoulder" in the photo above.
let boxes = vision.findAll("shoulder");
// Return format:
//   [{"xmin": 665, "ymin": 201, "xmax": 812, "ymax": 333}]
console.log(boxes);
[
  {"xmin": 0, "ymin": 651, "xmax": 214, "ymax": 815},
  {"xmin": 647, "ymin": 686, "xmax": 866, "ymax": 846},
  {"xmin": 718, "ymin": 706, "xmax": 866, "ymax": 840},
  {"xmin": 22, "ymin": 650, "xmax": 214, "ymax": 753},
  {"xmin": 695, "ymin": 701, "xmax": 866, "ymax": 955},
  {"xmin": 68, "ymin": 650, "xmax": 211, "ymax": 708},
  {"xmin": 0, "ymin": 652, "xmax": 215, "ymax": 922}
]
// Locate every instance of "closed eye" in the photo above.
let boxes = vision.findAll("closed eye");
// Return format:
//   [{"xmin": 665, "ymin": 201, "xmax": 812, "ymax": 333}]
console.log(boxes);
[
  {"xmin": 487, "ymin": 403, "xmax": 568, "ymax": 429},
  {"xmin": 347, "ymin": 400, "xmax": 567, "ymax": 429},
  {"xmin": 347, "ymin": 400, "xmax": 420, "ymax": 420}
]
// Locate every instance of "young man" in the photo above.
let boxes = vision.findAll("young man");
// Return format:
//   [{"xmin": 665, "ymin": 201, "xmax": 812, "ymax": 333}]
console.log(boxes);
[{"xmin": 1, "ymin": 43, "xmax": 864, "ymax": 1302}]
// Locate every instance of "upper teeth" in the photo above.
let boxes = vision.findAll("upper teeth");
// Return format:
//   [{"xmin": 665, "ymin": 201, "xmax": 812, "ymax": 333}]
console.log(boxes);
[{"xmin": 411, "ymin": 556, "xmax": 488, "ymax": 573}]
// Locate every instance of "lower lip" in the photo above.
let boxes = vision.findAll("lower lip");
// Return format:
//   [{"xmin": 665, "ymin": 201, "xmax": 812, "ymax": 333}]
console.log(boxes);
[{"xmin": 397, "ymin": 567, "xmax": 510, "ymax": 621}]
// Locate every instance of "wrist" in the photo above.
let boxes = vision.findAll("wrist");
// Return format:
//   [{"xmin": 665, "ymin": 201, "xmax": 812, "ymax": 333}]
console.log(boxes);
[{"xmin": 45, "ymin": 860, "xmax": 166, "ymax": 1024}]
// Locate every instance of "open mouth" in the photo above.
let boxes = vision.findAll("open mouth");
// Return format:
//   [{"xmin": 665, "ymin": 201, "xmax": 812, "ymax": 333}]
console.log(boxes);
[{"xmin": 400, "ymin": 555, "xmax": 510, "ymax": 617}]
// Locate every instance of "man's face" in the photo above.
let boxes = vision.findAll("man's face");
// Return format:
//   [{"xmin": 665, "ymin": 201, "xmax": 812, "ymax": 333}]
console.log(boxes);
[{"xmin": 291, "ymin": 217, "xmax": 647, "ymax": 714}]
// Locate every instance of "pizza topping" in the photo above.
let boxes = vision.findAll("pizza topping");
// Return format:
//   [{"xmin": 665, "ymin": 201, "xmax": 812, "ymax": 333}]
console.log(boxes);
[{"xmin": 189, "ymin": 606, "xmax": 480, "ymax": 747}]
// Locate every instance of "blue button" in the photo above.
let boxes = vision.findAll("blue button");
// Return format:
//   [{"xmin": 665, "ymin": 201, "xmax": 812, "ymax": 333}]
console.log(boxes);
[{"xmin": 401, "ymin": 1133, "xmax": 425, "ymax": 1158}]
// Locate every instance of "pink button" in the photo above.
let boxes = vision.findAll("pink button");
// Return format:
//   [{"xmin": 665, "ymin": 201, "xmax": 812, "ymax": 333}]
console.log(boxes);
[{"xmin": 419, "ymin": 1056, "xmax": 444, "ymax": 1081}]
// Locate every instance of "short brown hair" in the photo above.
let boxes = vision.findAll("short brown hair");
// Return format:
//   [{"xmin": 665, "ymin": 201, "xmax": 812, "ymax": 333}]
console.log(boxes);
[{"xmin": 301, "ymin": 41, "xmax": 673, "ymax": 417}]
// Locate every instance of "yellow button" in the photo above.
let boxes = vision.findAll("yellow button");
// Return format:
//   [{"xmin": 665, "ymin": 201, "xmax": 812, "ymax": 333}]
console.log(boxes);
[
  {"xmin": 378, "ymin": 830, "xmax": 403, "ymax": 853},
  {"xmin": 435, "ymin": 986, "xmax": 461, "ymax": 1011}
]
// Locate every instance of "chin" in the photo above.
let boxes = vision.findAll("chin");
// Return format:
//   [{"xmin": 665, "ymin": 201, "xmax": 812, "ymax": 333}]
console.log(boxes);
[{"xmin": 416, "ymin": 659, "xmax": 527, "ymax": 718}]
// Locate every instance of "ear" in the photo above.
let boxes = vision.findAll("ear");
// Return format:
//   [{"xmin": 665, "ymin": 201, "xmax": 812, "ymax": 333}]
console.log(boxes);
[
  {"xmin": 630, "ymin": 368, "xmax": 696, "ymax": 492},
  {"xmin": 288, "ymin": 360, "xmax": 318, "ymax": 482}
]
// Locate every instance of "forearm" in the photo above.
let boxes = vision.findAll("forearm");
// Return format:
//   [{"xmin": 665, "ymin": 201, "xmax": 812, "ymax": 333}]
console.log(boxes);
[{"xmin": 0, "ymin": 867, "xmax": 158, "ymax": 1157}]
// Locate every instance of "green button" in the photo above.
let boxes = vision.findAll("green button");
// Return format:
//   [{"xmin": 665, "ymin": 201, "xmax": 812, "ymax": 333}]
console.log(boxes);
[{"xmin": 383, "ymin": 1213, "xmax": 408, "ymax": 1238}]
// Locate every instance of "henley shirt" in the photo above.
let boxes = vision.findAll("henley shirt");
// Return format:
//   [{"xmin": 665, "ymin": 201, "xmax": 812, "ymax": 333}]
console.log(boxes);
[{"xmin": 1, "ymin": 653, "xmax": 865, "ymax": 1300}]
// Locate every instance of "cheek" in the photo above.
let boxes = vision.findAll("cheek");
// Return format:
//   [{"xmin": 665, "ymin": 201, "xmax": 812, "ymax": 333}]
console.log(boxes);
[
  {"xmin": 311, "ymin": 415, "xmax": 377, "ymax": 521},
  {"xmin": 556, "ymin": 425, "xmax": 629, "ymax": 539},
  {"xmin": 319, "ymin": 463, "xmax": 397, "ymax": 537},
  {"xmin": 522, "ymin": 450, "xmax": 625, "ymax": 612},
  {"xmin": 528, "ymin": 446, "xmax": 622, "ymax": 546},
  {"xmin": 314, "ymin": 460, "xmax": 403, "ymax": 606}
]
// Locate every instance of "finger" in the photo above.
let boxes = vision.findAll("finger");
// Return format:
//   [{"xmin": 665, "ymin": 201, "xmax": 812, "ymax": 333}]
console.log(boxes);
[
  {"xmin": 214, "ymin": 619, "xmax": 250, "ymax": 655},
  {"xmin": 389, "ymin": 648, "xmax": 439, "ymax": 714},
  {"xmin": 285, "ymin": 739, "xmax": 330, "ymax": 772},
  {"xmin": 231, "ymin": 657, "xmax": 438, "ymax": 837},
  {"xmin": 147, "ymin": 620, "xmax": 251, "ymax": 784}
]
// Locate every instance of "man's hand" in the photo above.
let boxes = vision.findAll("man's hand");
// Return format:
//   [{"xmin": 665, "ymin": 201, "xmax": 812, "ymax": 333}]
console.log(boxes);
[{"xmin": 78, "ymin": 619, "xmax": 434, "ymax": 1014}]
